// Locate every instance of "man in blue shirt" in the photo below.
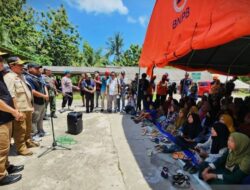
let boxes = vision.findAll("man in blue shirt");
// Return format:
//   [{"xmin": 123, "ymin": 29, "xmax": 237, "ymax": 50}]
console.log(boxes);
[
  {"xmin": 180, "ymin": 73, "xmax": 192, "ymax": 98},
  {"xmin": 25, "ymin": 63, "xmax": 49, "ymax": 140},
  {"xmin": 82, "ymin": 73, "xmax": 96, "ymax": 113}
]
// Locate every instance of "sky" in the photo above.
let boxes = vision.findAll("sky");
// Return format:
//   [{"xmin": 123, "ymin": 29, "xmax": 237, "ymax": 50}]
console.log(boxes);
[{"xmin": 27, "ymin": 0, "xmax": 155, "ymax": 50}]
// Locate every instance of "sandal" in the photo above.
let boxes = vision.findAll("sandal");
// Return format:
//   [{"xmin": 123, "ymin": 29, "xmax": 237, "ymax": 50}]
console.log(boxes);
[
  {"xmin": 161, "ymin": 137, "xmax": 171, "ymax": 144},
  {"xmin": 151, "ymin": 137, "xmax": 160, "ymax": 144},
  {"xmin": 161, "ymin": 167, "xmax": 169, "ymax": 179},
  {"xmin": 172, "ymin": 177, "xmax": 191, "ymax": 188},
  {"xmin": 172, "ymin": 173, "xmax": 190, "ymax": 181}
]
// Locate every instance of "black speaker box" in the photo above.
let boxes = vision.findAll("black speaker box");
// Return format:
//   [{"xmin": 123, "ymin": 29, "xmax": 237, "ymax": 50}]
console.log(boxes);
[{"xmin": 67, "ymin": 112, "xmax": 83, "ymax": 135}]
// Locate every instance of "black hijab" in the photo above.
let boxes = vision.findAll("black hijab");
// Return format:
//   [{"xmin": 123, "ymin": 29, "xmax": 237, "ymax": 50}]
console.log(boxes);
[
  {"xmin": 183, "ymin": 113, "xmax": 202, "ymax": 139},
  {"xmin": 210, "ymin": 122, "xmax": 230, "ymax": 154}
]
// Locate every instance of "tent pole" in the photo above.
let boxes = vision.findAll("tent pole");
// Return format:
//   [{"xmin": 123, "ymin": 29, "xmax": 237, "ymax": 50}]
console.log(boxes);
[{"xmin": 136, "ymin": 66, "xmax": 141, "ymax": 112}]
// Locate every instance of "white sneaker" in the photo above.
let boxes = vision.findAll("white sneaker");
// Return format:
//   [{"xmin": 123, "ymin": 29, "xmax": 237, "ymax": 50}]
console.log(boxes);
[{"xmin": 32, "ymin": 135, "xmax": 42, "ymax": 142}]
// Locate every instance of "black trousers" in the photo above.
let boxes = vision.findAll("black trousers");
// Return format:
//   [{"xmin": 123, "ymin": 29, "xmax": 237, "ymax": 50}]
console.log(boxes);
[
  {"xmin": 86, "ymin": 93, "xmax": 94, "ymax": 112},
  {"xmin": 62, "ymin": 92, "xmax": 73, "ymax": 108},
  {"xmin": 156, "ymin": 95, "xmax": 167, "ymax": 106}
]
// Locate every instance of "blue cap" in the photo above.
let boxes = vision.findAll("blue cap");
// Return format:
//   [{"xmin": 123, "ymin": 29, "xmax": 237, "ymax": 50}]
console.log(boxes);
[{"xmin": 64, "ymin": 70, "xmax": 71, "ymax": 75}]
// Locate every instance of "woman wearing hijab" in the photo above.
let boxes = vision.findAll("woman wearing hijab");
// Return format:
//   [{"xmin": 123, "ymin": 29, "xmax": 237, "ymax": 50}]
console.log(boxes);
[
  {"xmin": 175, "ymin": 113, "xmax": 203, "ymax": 149},
  {"xmin": 196, "ymin": 122, "xmax": 230, "ymax": 163},
  {"xmin": 160, "ymin": 113, "xmax": 202, "ymax": 153},
  {"xmin": 220, "ymin": 114, "xmax": 236, "ymax": 133},
  {"xmin": 200, "ymin": 132, "xmax": 250, "ymax": 184}
]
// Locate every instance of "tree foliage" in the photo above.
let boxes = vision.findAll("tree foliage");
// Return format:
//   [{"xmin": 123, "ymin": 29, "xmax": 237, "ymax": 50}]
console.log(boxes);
[
  {"xmin": 38, "ymin": 5, "xmax": 81, "ymax": 66},
  {"xmin": 120, "ymin": 44, "xmax": 142, "ymax": 66},
  {"xmin": 0, "ymin": 1, "xmax": 141, "ymax": 67},
  {"xmin": 106, "ymin": 32, "xmax": 124, "ymax": 63}
]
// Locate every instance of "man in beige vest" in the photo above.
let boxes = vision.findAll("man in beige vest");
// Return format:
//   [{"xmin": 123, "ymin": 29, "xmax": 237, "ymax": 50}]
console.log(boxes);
[{"xmin": 4, "ymin": 57, "xmax": 39, "ymax": 156}]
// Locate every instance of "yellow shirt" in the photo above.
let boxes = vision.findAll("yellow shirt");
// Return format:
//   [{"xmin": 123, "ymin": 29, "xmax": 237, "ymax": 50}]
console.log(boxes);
[{"xmin": 4, "ymin": 71, "xmax": 33, "ymax": 112}]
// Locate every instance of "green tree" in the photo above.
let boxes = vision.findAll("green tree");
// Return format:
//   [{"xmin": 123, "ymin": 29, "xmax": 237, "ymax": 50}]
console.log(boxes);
[
  {"xmin": 120, "ymin": 44, "xmax": 142, "ymax": 66},
  {"xmin": 82, "ymin": 41, "xmax": 109, "ymax": 67},
  {"xmin": 0, "ymin": 0, "xmax": 49, "ymax": 63},
  {"xmin": 38, "ymin": 5, "xmax": 81, "ymax": 66},
  {"xmin": 106, "ymin": 32, "xmax": 124, "ymax": 64}
]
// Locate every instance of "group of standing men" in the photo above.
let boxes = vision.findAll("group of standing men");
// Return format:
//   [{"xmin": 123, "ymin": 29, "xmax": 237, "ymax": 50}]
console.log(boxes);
[
  {"xmin": 78, "ymin": 71, "xmax": 127, "ymax": 113},
  {"xmin": 0, "ymin": 56, "xmax": 58, "ymax": 186}
]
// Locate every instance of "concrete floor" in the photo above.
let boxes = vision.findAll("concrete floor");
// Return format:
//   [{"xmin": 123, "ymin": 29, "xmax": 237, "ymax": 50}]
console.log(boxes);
[{"xmin": 3, "ymin": 100, "xmax": 211, "ymax": 190}]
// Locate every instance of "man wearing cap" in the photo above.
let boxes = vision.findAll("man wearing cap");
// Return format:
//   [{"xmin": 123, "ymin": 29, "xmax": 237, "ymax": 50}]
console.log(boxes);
[
  {"xmin": 25, "ymin": 63, "xmax": 49, "ymax": 140},
  {"xmin": 4, "ymin": 57, "xmax": 38, "ymax": 156},
  {"xmin": 82, "ymin": 73, "xmax": 96, "ymax": 113},
  {"xmin": 0, "ymin": 56, "xmax": 25, "ymax": 185},
  {"xmin": 43, "ymin": 68, "xmax": 58, "ymax": 118}
]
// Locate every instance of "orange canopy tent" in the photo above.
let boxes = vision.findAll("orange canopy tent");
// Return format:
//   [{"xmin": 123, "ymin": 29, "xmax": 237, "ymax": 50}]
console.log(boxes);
[{"xmin": 139, "ymin": 0, "xmax": 250, "ymax": 76}]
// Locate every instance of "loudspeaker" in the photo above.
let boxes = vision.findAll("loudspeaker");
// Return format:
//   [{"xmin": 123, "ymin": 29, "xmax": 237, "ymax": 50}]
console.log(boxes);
[{"xmin": 67, "ymin": 112, "xmax": 83, "ymax": 135}]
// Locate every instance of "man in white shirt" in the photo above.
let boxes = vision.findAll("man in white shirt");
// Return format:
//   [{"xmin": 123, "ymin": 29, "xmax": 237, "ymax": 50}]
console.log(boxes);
[{"xmin": 107, "ymin": 72, "xmax": 120, "ymax": 113}]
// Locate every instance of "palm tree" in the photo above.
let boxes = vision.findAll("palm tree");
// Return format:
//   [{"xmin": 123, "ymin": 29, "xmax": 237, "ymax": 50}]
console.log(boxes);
[{"xmin": 106, "ymin": 32, "xmax": 124, "ymax": 63}]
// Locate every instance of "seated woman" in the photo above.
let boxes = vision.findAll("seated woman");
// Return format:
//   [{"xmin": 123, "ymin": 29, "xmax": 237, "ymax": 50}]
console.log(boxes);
[
  {"xmin": 162, "ymin": 113, "xmax": 202, "ymax": 153},
  {"xmin": 160, "ymin": 104, "xmax": 179, "ymax": 131},
  {"xmin": 195, "ymin": 122, "xmax": 229, "ymax": 163},
  {"xmin": 169, "ymin": 108, "xmax": 187, "ymax": 136},
  {"xmin": 219, "ymin": 114, "xmax": 236, "ymax": 133},
  {"xmin": 199, "ymin": 132, "xmax": 250, "ymax": 184}
]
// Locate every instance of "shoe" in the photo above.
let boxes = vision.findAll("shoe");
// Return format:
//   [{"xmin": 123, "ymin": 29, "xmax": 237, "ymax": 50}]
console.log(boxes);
[
  {"xmin": 7, "ymin": 165, "xmax": 24, "ymax": 174},
  {"xmin": 68, "ymin": 107, "xmax": 74, "ymax": 111},
  {"xmin": 18, "ymin": 149, "xmax": 33, "ymax": 156},
  {"xmin": 0, "ymin": 174, "xmax": 22, "ymax": 186},
  {"xmin": 39, "ymin": 132, "xmax": 50, "ymax": 137},
  {"xmin": 161, "ymin": 167, "xmax": 169, "ymax": 179},
  {"xmin": 51, "ymin": 113, "xmax": 58, "ymax": 118},
  {"xmin": 59, "ymin": 108, "xmax": 66, "ymax": 113},
  {"xmin": 32, "ymin": 135, "xmax": 42, "ymax": 142},
  {"xmin": 43, "ymin": 116, "xmax": 49, "ymax": 120},
  {"xmin": 100, "ymin": 109, "xmax": 104, "ymax": 112},
  {"xmin": 26, "ymin": 140, "xmax": 40, "ymax": 148}
]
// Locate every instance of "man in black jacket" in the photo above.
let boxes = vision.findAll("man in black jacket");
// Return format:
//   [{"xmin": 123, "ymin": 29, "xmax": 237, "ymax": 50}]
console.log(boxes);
[{"xmin": 0, "ymin": 56, "xmax": 24, "ymax": 186}]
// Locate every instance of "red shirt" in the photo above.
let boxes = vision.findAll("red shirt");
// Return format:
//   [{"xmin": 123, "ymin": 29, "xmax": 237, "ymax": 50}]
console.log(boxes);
[{"xmin": 157, "ymin": 81, "xmax": 168, "ymax": 95}]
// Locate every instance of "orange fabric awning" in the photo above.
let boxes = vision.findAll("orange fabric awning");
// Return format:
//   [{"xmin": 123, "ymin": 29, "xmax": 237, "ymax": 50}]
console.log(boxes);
[{"xmin": 140, "ymin": 0, "xmax": 250, "ymax": 76}]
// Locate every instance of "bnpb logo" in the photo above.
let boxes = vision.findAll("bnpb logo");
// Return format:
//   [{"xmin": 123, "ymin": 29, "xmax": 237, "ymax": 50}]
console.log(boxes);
[{"xmin": 173, "ymin": 0, "xmax": 188, "ymax": 13}]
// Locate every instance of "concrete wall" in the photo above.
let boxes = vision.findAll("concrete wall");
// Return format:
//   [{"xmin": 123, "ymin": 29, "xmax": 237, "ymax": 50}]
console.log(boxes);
[{"xmin": 44, "ymin": 66, "xmax": 212, "ymax": 83}]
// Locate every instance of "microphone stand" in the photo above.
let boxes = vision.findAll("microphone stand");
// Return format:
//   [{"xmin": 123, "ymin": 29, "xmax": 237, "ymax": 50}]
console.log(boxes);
[{"xmin": 22, "ymin": 70, "xmax": 71, "ymax": 157}]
